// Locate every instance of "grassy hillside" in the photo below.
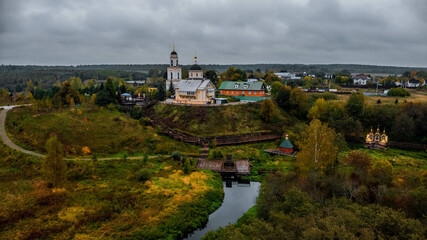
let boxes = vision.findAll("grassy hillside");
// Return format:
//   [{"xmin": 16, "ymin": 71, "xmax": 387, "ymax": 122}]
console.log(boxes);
[
  {"xmin": 152, "ymin": 103, "xmax": 290, "ymax": 137},
  {"xmin": 6, "ymin": 106, "xmax": 199, "ymax": 156}
]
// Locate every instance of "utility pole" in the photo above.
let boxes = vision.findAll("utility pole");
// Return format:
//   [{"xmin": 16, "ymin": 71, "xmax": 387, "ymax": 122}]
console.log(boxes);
[{"xmin": 376, "ymin": 81, "xmax": 379, "ymax": 94}]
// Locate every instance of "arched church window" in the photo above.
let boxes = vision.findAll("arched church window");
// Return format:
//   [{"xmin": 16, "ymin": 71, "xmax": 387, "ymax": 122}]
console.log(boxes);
[
  {"xmin": 171, "ymin": 60, "xmax": 173, "ymax": 66},
  {"xmin": 177, "ymin": 60, "xmax": 178, "ymax": 66},
  {"xmin": 178, "ymin": 73, "xmax": 180, "ymax": 79},
  {"xmin": 171, "ymin": 72, "xmax": 173, "ymax": 79}
]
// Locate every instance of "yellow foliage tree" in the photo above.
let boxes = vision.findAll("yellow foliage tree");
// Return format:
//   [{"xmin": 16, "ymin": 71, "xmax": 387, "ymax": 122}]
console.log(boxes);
[
  {"xmin": 296, "ymin": 119, "xmax": 337, "ymax": 174},
  {"xmin": 42, "ymin": 136, "xmax": 67, "ymax": 187},
  {"xmin": 304, "ymin": 76, "xmax": 312, "ymax": 81},
  {"xmin": 308, "ymin": 98, "xmax": 328, "ymax": 120},
  {"xmin": 82, "ymin": 146, "xmax": 91, "ymax": 155},
  {"xmin": 260, "ymin": 99, "xmax": 275, "ymax": 122}
]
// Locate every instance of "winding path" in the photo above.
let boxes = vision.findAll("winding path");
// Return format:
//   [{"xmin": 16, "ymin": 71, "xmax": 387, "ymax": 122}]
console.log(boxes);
[{"xmin": 0, "ymin": 105, "xmax": 45, "ymax": 158}]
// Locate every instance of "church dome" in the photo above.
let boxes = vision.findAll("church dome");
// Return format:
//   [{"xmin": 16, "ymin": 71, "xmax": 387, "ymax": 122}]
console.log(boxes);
[
  {"xmin": 170, "ymin": 51, "xmax": 177, "ymax": 56},
  {"xmin": 189, "ymin": 64, "xmax": 202, "ymax": 70}
]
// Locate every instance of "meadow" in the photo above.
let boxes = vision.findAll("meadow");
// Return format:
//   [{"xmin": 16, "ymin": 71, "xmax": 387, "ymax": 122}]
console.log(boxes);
[
  {"xmin": 0, "ymin": 143, "xmax": 223, "ymax": 239},
  {"xmin": 334, "ymin": 90, "xmax": 427, "ymax": 105}
]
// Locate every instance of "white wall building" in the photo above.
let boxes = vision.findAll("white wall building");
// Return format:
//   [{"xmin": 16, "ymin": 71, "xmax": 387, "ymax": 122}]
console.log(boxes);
[
  {"xmin": 274, "ymin": 72, "xmax": 301, "ymax": 79},
  {"xmin": 173, "ymin": 54, "xmax": 216, "ymax": 104},
  {"xmin": 353, "ymin": 74, "xmax": 371, "ymax": 85}
]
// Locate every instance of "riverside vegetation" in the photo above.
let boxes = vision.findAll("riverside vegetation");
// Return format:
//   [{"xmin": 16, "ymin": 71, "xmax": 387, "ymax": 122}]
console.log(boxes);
[{"xmin": 0, "ymin": 142, "xmax": 223, "ymax": 239}]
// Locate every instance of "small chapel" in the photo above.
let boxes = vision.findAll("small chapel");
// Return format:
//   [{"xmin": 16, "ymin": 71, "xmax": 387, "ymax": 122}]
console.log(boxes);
[{"xmin": 365, "ymin": 127, "xmax": 388, "ymax": 149}]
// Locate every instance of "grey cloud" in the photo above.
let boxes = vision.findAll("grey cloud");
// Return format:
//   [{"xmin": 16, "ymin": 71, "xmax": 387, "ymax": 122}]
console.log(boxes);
[{"xmin": 0, "ymin": 0, "xmax": 426, "ymax": 66}]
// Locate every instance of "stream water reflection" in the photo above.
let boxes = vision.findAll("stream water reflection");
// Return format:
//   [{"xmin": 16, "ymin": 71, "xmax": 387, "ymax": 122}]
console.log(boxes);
[{"xmin": 185, "ymin": 181, "xmax": 260, "ymax": 240}]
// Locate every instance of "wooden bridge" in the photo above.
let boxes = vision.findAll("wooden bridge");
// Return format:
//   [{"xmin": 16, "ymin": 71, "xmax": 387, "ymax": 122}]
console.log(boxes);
[
  {"xmin": 197, "ymin": 148, "xmax": 250, "ymax": 177},
  {"xmin": 197, "ymin": 159, "xmax": 251, "ymax": 177}
]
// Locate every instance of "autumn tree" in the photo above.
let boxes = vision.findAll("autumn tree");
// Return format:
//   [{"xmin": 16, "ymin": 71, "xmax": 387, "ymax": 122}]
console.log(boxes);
[
  {"xmin": 220, "ymin": 67, "xmax": 246, "ymax": 82},
  {"xmin": 53, "ymin": 81, "xmax": 81, "ymax": 107},
  {"xmin": 42, "ymin": 136, "xmax": 67, "ymax": 187},
  {"xmin": 260, "ymin": 99, "xmax": 275, "ymax": 122},
  {"xmin": 264, "ymin": 74, "xmax": 280, "ymax": 84},
  {"xmin": 26, "ymin": 79, "xmax": 35, "ymax": 93},
  {"xmin": 390, "ymin": 113, "xmax": 415, "ymax": 141},
  {"xmin": 308, "ymin": 98, "xmax": 328, "ymax": 121},
  {"xmin": 296, "ymin": 119, "xmax": 337, "ymax": 174},
  {"xmin": 345, "ymin": 92, "xmax": 365, "ymax": 120},
  {"xmin": 183, "ymin": 158, "xmax": 191, "ymax": 174},
  {"xmin": 275, "ymin": 86, "xmax": 292, "ymax": 110},
  {"xmin": 84, "ymin": 79, "xmax": 97, "ymax": 88},
  {"xmin": 270, "ymin": 81, "xmax": 283, "ymax": 96},
  {"xmin": 70, "ymin": 76, "xmax": 83, "ymax": 90},
  {"xmin": 289, "ymin": 88, "xmax": 308, "ymax": 118},
  {"xmin": 345, "ymin": 151, "xmax": 372, "ymax": 184}
]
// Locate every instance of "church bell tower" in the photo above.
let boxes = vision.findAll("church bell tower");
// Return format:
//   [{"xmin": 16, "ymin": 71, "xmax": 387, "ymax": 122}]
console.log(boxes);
[{"xmin": 166, "ymin": 43, "xmax": 182, "ymax": 91}]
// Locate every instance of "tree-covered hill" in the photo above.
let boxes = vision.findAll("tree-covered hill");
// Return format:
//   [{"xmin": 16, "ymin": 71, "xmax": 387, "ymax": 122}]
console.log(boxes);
[{"xmin": 2, "ymin": 64, "xmax": 427, "ymax": 92}]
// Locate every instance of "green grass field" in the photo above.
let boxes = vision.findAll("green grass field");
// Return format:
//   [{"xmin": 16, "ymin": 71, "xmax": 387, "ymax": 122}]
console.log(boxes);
[{"xmin": 6, "ymin": 106, "xmax": 199, "ymax": 156}]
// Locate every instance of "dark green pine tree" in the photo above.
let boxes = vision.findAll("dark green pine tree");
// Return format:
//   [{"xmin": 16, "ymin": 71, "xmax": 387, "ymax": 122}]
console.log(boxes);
[
  {"xmin": 95, "ymin": 77, "xmax": 117, "ymax": 106},
  {"xmin": 157, "ymin": 81, "xmax": 167, "ymax": 101},
  {"xmin": 169, "ymin": 81, "xmax": 175, "ymax": 96}
]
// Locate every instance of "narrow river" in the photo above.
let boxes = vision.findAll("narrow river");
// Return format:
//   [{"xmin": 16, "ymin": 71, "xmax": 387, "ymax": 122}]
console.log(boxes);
[{"xmin": 185, "ymin": 181, "xmax": 261, "ymax": 240}]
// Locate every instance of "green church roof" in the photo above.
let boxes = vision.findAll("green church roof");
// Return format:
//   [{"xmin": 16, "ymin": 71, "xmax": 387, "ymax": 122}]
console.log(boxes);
[
  {"xmin": 279, "ymin": 139, "xmax": 293, "ymax": 149},
  {"xmin": 219, "ymin": 81, "xmax": 265, "ymax": 91}
]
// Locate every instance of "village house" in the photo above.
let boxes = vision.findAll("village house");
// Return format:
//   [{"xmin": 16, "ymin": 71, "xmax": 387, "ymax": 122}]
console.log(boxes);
[
  {"xmin": 353, "ymin": 74, "xmax": 371, "ymax": 85},
  {"xmin": 274, "ymin": 72, "xmax": 301, "ymax": 80},
  {"xmin": 406, "ymin": 78, "xmax": 421, "ymax": 88},
  {"xmin": 218, "ymin": 81, "xmax": 268, "ymax": 101}
]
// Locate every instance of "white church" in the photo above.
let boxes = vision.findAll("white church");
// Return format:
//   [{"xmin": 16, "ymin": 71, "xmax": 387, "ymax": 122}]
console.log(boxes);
[{"xmin": 166, "ymin": 45, "xmax": 216, "ymax": 104}]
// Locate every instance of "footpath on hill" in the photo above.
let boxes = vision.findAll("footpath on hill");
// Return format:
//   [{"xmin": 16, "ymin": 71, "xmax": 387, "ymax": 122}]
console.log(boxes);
[
  {"xmin": 0, "ymin": 105, "xmax": 161, "ymax": 161},
  {"xmin": 0, "ymin": 106, "xmax": 45, "ymax": 158}
]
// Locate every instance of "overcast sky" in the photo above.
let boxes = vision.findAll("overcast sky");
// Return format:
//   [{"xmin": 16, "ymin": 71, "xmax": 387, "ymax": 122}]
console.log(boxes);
[{"xmin": 1, "ymin": 0, "xmax": 426, "ymax": 66}]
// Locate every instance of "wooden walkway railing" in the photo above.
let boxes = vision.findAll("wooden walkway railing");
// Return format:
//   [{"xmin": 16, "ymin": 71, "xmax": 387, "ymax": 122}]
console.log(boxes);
[{"xmin": 149, "ymin": 117, "xmax": 282, "ymax": 146}]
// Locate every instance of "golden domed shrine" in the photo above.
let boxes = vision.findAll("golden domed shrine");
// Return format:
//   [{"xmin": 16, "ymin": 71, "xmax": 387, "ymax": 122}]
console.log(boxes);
[{"xmin": 365, "ymin": 127, "xmax": 388, "ymax": 149}]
